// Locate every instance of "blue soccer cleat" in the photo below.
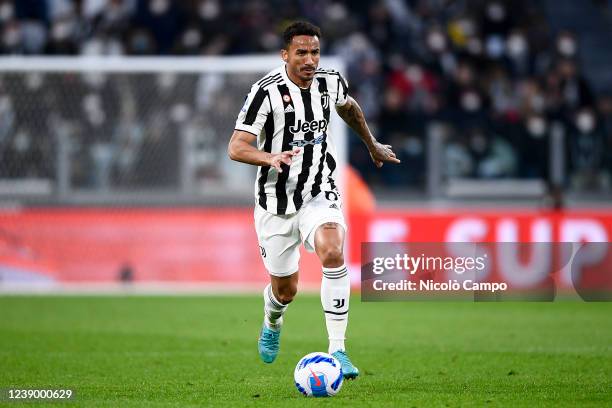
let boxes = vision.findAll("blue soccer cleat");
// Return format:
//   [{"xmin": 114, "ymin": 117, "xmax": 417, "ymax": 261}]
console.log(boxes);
[
  {"xmin": 332, "ymin": 350, "xmax": 359, "ymax": 379},
  {"xmin": 258, "ymin": 326, "xmax": 281, "ymax": 363}
]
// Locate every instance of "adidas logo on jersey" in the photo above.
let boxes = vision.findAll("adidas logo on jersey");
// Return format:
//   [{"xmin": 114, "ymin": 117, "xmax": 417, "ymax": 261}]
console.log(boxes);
[
  {"xmin": 284, "ymin": 105, "xmax": 295, "ymax": 113},
  {"xmin": 329, "ymin": 203, "xmax": 338, "ymax": 209}
]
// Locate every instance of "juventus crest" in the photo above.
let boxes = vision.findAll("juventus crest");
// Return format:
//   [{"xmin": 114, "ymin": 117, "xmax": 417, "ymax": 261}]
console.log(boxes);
[
  {"xmin": 321, "ymin": 92, "xmax": 330, "ymax": 109},
  {"xmin": 333, "ymin": 298, "xmax": 345, "ymax": 308}
]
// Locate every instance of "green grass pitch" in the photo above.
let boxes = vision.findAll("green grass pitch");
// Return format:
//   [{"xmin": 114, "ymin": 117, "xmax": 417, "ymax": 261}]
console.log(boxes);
[{"xmin": 1, "ymin": 295, "xmax": 611, "ymax": 407}]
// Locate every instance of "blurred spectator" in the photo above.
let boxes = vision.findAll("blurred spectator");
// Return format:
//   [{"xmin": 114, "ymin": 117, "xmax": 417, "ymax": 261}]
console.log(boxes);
[
  {"xmin": 467, "ymin": 126, "xmax": 516, "ymax": 178},
  {"xmin": 567, "ymin": 107, "xmax": 609, "ymax": 190},
  {"xmin": 518, "ymin": 114, "xmax": 549, "ymax": 178},
  {"xmin": 557, "ymin": 58, "xmax": 594, "ymax": 112},
  {"xmin": 132, "ymin": 0, "xmax": 184, "ymax": 54},
  {"xmin": 597, "ymin": 92, "xmax": 612, "ymax": 173}
]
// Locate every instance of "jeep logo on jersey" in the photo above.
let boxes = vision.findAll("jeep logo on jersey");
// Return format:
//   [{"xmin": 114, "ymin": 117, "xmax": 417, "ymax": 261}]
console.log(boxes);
[
  {"xmin": 289, "ymin": 133, "xmax": 326, "ymax": 147},
  {"xmin": 289, "ymin": 119, "xmax": 328, "ymax": 134}
]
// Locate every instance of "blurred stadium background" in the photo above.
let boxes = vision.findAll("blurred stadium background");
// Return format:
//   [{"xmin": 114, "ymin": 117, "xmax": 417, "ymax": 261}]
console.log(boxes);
[
  {"xmin": 1, "ymin": 3, "xmax": 611, "ymax": 406},
  {"xmin": 0, "ymin": 0, "xmax": 610, "ymax": 292}
]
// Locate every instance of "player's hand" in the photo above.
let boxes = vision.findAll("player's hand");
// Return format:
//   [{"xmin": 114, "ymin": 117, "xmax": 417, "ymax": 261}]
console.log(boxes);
[
  {"xmin": 269, "ymin": 149, "xmax": 301, "ymax": 172},
  {"xmin": 369, "ymin": 142, "xmax": 401, "ymax": 168}
]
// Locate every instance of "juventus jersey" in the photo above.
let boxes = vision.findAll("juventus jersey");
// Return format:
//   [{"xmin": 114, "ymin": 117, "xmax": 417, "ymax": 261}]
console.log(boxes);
[{"xmin": 235, "ymin": 65, "xmax": 349, "ymax": 215}]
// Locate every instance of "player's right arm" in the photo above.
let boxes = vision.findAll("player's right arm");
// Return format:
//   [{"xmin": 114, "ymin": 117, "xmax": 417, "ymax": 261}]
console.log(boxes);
[
  {"xmin": 228, "ymin": 130, "xmax": 299, "ymax": 173},
  {"xmin": 230, "ymin": 82, "xmax": 300, "ymax": 173}
]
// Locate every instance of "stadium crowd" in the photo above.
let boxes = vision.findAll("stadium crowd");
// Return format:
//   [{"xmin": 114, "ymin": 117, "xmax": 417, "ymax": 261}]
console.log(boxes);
[{"xmin": 0, "ymin": 0, "xmax": 610, "ymax": 192}]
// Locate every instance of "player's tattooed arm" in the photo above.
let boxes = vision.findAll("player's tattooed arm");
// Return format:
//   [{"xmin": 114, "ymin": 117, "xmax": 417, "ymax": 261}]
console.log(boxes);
[{"xmin": 336, "ymin": 97, "xmax": 401, "ymax": 168}]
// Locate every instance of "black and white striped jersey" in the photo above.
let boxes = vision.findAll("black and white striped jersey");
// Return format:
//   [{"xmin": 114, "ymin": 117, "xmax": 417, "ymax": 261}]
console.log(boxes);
[{"xmin": 235, "ymin": 64, "xmax": 349, "ymax": 215}]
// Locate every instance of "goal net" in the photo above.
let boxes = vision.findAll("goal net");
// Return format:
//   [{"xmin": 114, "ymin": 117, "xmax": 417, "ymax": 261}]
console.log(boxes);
[{"xmin": 0, "ymin": 56, "xmax": 347, "ymax": 201}]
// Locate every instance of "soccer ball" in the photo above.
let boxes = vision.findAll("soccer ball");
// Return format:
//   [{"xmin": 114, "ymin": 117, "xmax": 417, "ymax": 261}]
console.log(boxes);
[{"xmin": 294, "ymin": 352, "xmax": 343, "ymax": 397}]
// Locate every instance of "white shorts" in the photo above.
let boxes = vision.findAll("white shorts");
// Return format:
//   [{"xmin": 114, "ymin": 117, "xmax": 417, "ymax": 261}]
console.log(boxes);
[{"xmin": 254, "ymin": 192, "xmax": 347, "ymax": 277}]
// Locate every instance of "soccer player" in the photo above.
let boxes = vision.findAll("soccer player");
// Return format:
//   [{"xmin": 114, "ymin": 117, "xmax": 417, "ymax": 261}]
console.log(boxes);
[{"xmin": 228, "ymin": 21, "xmax": 400, "ymax": 379}]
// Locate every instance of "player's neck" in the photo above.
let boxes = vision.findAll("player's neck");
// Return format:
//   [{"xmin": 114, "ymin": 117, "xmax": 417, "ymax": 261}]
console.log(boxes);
[{"xmin": 285, "ymin": 66, "xmax": 312, "ymax": 90}]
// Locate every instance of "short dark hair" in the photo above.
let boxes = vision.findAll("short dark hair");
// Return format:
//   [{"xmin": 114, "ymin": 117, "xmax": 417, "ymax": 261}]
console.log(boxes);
[{"xmin": 282, "ymin": 21, "xmax": 322, "ymax": 49}]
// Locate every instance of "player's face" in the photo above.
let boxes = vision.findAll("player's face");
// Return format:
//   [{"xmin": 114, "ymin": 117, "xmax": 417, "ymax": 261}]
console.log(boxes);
[{"xmin": 282, "ymin": 35, "xmax": 320, "ymax": 86}]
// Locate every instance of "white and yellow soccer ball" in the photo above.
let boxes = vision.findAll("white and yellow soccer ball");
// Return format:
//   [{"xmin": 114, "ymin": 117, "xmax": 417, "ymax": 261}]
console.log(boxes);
[{"xmin": 294, "ymin": 352, "xmax": 343, "ymax": 397}]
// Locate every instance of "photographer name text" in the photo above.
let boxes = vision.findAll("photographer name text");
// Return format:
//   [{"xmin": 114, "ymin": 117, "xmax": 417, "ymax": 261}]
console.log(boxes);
[{"xmin": 372, "ymin": 279, "xmax": 507, "ymax": 292}]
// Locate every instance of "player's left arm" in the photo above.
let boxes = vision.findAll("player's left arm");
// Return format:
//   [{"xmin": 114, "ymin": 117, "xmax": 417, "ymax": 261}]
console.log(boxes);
[{"xmin": 335, "ymin": 96, "xmax": 400, "ymax": 168}]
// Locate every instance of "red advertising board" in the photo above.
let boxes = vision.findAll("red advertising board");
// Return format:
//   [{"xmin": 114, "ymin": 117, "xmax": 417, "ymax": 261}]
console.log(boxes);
[
  {"xmin": 0, "ymin": 208, "xmax": 610, "ymax": 289},
  {"xmin": 0, "ymin": 208, "xmax": 322, "ymax": 286}
]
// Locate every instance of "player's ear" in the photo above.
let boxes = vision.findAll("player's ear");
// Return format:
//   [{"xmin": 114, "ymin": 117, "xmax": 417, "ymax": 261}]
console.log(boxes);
[{"xmin": 281, "ymin": 48, "xmax": 288, "ymax": 62}]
